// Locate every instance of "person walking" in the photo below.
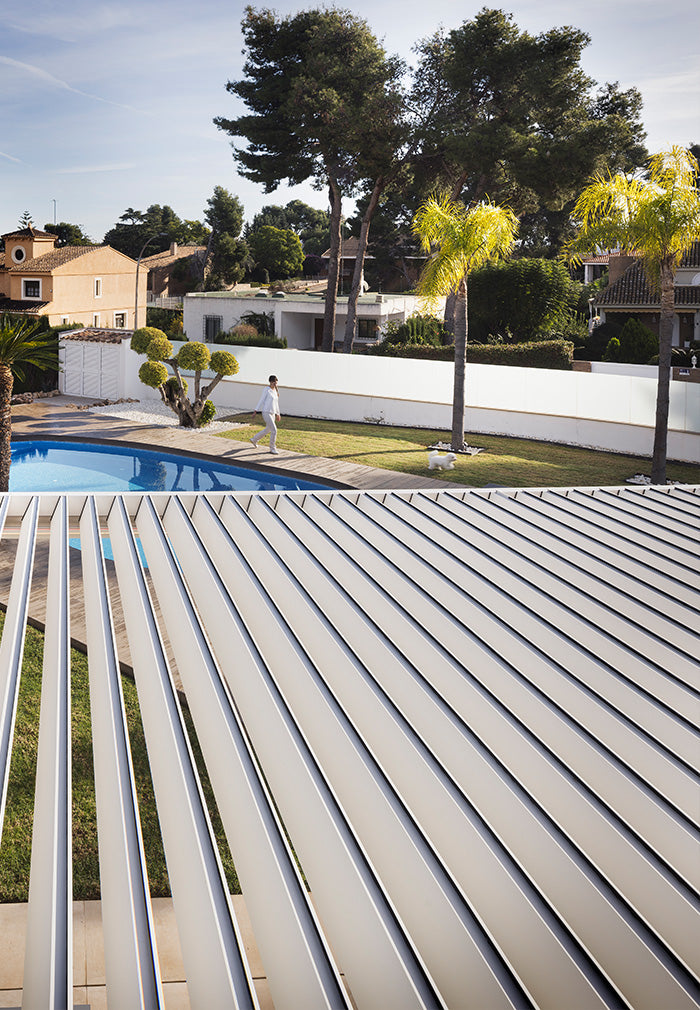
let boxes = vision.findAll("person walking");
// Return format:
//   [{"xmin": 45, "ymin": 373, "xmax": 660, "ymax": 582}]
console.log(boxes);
[{"xmin": 249, "ymin": 374, "xmax": 281, "ymax": 454}]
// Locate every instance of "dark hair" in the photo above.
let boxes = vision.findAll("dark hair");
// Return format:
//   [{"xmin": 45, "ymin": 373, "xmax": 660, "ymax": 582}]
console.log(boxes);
[{"xmin": 269, "ymin": 374, "xmax": 278, "ymax": 383}]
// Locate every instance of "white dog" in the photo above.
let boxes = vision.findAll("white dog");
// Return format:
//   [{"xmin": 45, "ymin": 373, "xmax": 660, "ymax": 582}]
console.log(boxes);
[{"xmin": 428, "ymin": 450, "xmax": 457, "ymax": 470}]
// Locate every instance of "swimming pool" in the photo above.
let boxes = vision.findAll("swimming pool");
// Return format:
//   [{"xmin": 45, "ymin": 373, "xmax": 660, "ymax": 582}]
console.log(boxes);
[{"xmin": 9, "ymin": 440, "xmax": 330, "ymax": 493}]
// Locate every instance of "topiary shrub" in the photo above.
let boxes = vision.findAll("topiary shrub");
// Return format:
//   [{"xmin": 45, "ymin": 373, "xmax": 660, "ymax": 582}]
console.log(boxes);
[
  {"xmin": 383, "ymin": 313, "xmax": 448, "ymax": 347},
  {"xmin": 368, "ymin": 339, "xmax": 574, "ymax": 369},
  {"xmin": 131, "ymin": 327, "xmax": 238, "ymax": 427},
  {"xmin": 603, "ymin": 337, "xmax": 622, "ymax": 362},
  {"xmin": 197, "ymin": 399, "xmax": 216, "ymax": 427}
]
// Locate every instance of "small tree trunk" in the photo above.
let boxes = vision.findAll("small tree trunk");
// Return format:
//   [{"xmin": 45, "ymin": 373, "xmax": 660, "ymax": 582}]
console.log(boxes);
[
  {"xmin": 343, "ymin": 177, "xmax": 384, "ymax": 354},
  {"xmin": 443, "ymin": 292, "xmax": 457, "ymax": 340},
  {"xmin": 0, "ymin": 365, "xmax": 13, "ymax": 492},
  {"xmin": 651, "ymin": 263, "xmax": 675, "ymax": 484},
  {"xmin": 451, "ymin": 277, "xmax": 468, "ymax": 451},
  {"xmin": 322, "ymin": 179, "xmax": 342, "ymax": 352}
]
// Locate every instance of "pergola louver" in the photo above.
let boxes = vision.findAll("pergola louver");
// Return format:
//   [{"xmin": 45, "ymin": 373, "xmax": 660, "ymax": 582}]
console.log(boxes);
[{"xmin": 0, "ymin": 484, "xmax": 697, "ymax": 1010}]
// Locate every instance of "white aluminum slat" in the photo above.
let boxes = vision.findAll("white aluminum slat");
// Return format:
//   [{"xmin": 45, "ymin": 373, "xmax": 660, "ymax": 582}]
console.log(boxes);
[
  {"xmin": 428, "ymin": 488, "xmax": 698, "ymax": 678},
  {"xmin": 79, "ymin": 497, "xmax": 164, "ymax": 1010},
  {"xmin": 133, "ymin": 495, "xmax": 354, "ymax": 1010},
  {"xmin": 22, "ymin": 499, "xmax": 72, "ymax": 1010},
  {"xmin": 106, "ymin": 496, "xmax": 261, "ymax": 1010},
  {"xmin": 0, "ymin": 498, "xmax": 38, "ymax": 832},
  {"xmin": 374, "ymin": 492, "xmax": 700, "ymax": 757},
  {"xmin": 429, "ymin": 490, "xmax": 700, "ymax": 671},
  {"xmin": 211, "ymin": 495, "xmax": 536, "ymax": 1010},
  {"xmin": 262, "ymin": 493, "xmax": 700, "ymax": 1002},
  {"xmin": 535, "ymin": 490, "xmax": 700, "ymax": 588},
  {"xmin": 242, "ymin": 493, "xmax": 700, "ymax": 980},
  {"xmin": 600, "ymin": 486, "xmax": 700, "ymax": 530},
  {"xmin": 221, "ymin": 494, "xmax": 632, "ymax": 1010},
  {"xmin": 160, "ymin": 495, "xmax": 447, "ymax": 1010},
  {"xmin": 583, "ymin": 487, "xmax": 700, "ymax": 547},
  {"xmin": 459, "ymin": 488, "xmax": 700, "ymax": 614},
  {"xmin": 300, "ymin": 494, "xmax": 700, "ymax": 888}
]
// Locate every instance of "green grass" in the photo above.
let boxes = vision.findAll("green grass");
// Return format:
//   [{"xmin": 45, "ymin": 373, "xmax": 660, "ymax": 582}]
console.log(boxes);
[
  {"xmin": 217, "ymin": 416, "xmax": 700, "ymax": 487},
  {"xmin": 0, "ymin": 614, "xmax": 239, "ymax": 902}
]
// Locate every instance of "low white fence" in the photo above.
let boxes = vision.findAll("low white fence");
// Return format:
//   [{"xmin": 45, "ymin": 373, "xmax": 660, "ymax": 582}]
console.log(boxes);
[{"xmin": 66, "ymin": 339, "xmax": 700, "ymax": 462}]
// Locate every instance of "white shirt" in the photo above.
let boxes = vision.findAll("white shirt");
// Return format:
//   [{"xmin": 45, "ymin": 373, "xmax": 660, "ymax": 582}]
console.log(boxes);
[{"xmin": 255, "ymin": 386, "xmax": 280, "ymax": 415}]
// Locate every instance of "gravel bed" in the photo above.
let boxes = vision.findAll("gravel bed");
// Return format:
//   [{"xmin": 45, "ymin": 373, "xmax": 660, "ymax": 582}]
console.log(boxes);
[{"xmin": 87, "ymin": 400, "xmax": 246, "ymax": 434}]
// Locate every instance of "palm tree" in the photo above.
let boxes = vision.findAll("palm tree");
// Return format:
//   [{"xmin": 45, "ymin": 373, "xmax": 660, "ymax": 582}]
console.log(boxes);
[
  {"xmin": 0, "ymin": 315, "xmax": 58, "ymax": 492},
  {"xmin": 567, "ymin": 146, "xmax": 700, "ymax": 484},
  {"xmin": 413, "ymin": 195, "xmax": 518, "ymax": 451}
]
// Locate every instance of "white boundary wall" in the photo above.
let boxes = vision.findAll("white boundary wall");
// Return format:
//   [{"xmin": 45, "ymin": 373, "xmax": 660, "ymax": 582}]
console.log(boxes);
[{"xmin": 66, "ymin": 339, "xmax": 700, "ymax": 462}]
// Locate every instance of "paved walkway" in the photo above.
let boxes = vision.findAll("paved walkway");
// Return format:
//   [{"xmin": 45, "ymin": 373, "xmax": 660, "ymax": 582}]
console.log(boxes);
[{"xmin": 10, "ymin": 396, "xmax": 458, "ymax": 491}]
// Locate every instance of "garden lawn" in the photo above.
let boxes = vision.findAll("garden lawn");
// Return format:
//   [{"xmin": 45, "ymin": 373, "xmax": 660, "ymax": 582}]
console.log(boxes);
[
  {"xmin": 217, "ymin": 416, "xmax": 700, "ymax": 487},
  {"xmin": 0, "ymin": 613, "xmax": 238, "ymax": 902}
]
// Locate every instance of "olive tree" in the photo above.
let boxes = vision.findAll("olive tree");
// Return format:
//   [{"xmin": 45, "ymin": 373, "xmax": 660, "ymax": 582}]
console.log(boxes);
[{"xmin": 131, "ymin": 326, "xmax": 239, "ymax": 428}]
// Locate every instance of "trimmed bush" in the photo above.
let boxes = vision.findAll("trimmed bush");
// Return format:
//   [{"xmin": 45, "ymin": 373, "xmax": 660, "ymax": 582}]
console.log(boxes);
[
  {"xmin": 382, "ymin": 313, "xmax": 448, "ymax": 347},
  {"xmin": 217, "ymin": 331, "xmax": 287, "ymax": 349},
  {"xmin": 146, "ymin": 335, "xmax": 174, "ymax": 361},
  {"xmin": 177, "ymin": 341, "xmax": 211, "ymax": 371},
  {"xmin": 209, "ymin": 350, "xmax": 240, "ymax": 376},
  {"xmin": 132, "ymin": 326, "xmax": 167, "ymax": 355},
  {"xmin": 618, "ymin": 318, "xmax": 658, "ymax": 364},
  {"xmin": 197, "ymin": 399, "xmax": 216, "ymax": 427},
  {"xmin": 139, "ymin": 360, "xmax": 169, "ymax": 387}
]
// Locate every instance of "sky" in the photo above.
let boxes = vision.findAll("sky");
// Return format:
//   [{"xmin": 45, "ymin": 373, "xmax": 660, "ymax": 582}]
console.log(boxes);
[{"xmin": 1, "ymin": 0, "xmax": 699, "ymax": 244}]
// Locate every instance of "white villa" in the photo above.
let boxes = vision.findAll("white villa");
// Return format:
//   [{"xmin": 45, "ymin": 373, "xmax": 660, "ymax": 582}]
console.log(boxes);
[{"xmin": 183, "ymin": 289, "xmax": 435, "ymax": 349}]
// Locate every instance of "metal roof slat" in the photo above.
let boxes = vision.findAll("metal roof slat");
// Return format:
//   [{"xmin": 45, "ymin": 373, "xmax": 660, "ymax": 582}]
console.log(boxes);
[
  {"xmin": 577, "ymin": 489, "xmax": 700, "ymax": 552},
  {"xmin": 292, "ymin": 494, "xmax": 700, "ymax": 1008},
  {"xmin": 241, "ymin": 495, "xmax": 700, "ymax": 1006},
  {"xmin": 218, "ymin": 494, "xmax": 550, "ymax": 1010},
  {"xmin": 306, "ymin": 495, "xmax": 699, "ymax": 885},
  {"xmin": 430, "ymin": 491, "xmax": 700, "ymax": 673},
  {"xmin": 22, "ymin": 499, "xmax": 72, "ymax": 1010},
  {"xmin": 135, "ymin": 496, "xmax": 354, "ymax": 1010},
  {"xmin": 79, "ymin": 497, "xmax": 164, "ymax": 1009},
  {"xmin": 106, "ymin": 496, "xmax": 261, "ymax": 1010},
  {"xmin": 393, "ymin": 492, "xmax": 700, "ymax": 747},
  {"xmin": 464, "ymin": 490, "xmax": 700, "ymax": 614},
  {"xmin": 162, "ymin": 494, "xmax": 446, "ymax": 1010}
]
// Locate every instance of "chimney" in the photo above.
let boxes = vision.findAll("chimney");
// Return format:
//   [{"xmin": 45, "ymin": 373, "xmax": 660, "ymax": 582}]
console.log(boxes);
[
  {"xmin": 607, "ymin": 252, "xmax": 635, "ymax": 285},
  {"xmin": 169, "ymin": 241, "xmax": 178, "ymax": 256}
]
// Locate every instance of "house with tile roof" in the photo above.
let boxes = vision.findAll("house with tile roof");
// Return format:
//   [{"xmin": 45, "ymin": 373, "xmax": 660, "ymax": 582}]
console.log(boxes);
[
  {"xmin": 141, "ymin": 241, "xmax": 208, "ymax": 301},
  {"xmin": 0, "ymin": 225, "xmax": 146, "ymax": 328},
  {"xmin": 595, "ymin": 245, "xmax": 700, "ymax": 347}
]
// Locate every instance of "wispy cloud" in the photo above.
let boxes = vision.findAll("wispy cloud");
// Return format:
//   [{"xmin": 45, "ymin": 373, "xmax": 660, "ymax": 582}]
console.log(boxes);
[
  {"xmin": 56, "ymin": 163, "xmax": 137, "ymax": 175},
  {"xmin": 0, "ymin": 150, "xmax": 22, "ymax": 163},
  {"xmin": 0, "ymin": 56, "xmax": 149, "ymax": 114}
]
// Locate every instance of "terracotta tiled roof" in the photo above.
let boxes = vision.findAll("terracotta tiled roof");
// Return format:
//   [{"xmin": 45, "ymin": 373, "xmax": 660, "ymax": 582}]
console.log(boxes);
[
  {"xmin": 61, "ymin": 328, "xmax": 131, "ymax": 343},
  {"xmin": 2, "ymin": 225, "xmax": 55, "ymax": 240},
  {"xmin": 141, "ymin": 245, "xmax": 206, "ymax": 266},
  {"xmin": 0, "ymin": 298, "xmax": 48, "ymax": 313},
  {"xmin": 598, "ymin": 253, "xmax": 700, "ymax": 308},
  {"xmin": 8, "ymin": 245, "xmax": 101, "ymax": 273},
  {"xmin": 680, "ymin": 240, "xmax": 700, "ymax": 268}
]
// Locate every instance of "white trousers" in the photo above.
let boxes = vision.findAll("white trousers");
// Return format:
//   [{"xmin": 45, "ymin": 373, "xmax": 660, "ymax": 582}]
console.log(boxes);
[{"xmin": 252, "ymin": 411, "xmax": 277, "ymax": 450}]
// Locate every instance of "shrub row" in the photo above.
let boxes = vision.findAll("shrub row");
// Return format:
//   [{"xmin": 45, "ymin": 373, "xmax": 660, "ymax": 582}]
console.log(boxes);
[
  {"xmin": 216, "ymin": 331, "xmax": 287, "ymax": 349},
  {"xmin": 367, "ymin": 339, "xmax": 574, "ymax": 369}
]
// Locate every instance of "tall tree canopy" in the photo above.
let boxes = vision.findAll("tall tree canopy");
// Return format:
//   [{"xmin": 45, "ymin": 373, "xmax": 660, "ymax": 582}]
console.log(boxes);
[
  {"xmin": 215, "ymin": 5, "xmax": 404, "ymax": 350},
  {"xmin": 202, "ymin": 186, "xmax": 250, "ymax": 288},
  {"xmin": 249, "ymin": 225, "xmax": 304, "ymax": 280},
  {"xmin": 411, "ymin": 9, "xmax": 647, "ymax": 252},
  {"xmin": 566, "ymin": 146, "xmax": 700, "ymax": 484},
  {"xmin": 103, "ymin": 205, "xmax": 209, "ymax": 259},
  {"xmin": 246, "ymin": 200, "xmax": 330, "ymax": 255},
  {"xmin": 44, "ymin": 222, "xmax": 93, "ymax": 247}
]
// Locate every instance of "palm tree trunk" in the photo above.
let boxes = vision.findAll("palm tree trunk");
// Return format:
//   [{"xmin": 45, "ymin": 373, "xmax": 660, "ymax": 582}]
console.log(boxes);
[
  {"xmin": 651, "ymin": 263, "xmax": 675, "ymax": 484},
  {"xmin": 451, "ymin": 278, "xmax": 468, "ymax": 450},
  {"xmin": 0, "ymin": 364, "xmax": 14, "ymax": 492},
  {"xmin": 342, "ymin": 177, "xmax": 384, "ymax": 353},
  {"xmin": 322, "ymin": 179, "xmax": 342, "ymax": 352}
]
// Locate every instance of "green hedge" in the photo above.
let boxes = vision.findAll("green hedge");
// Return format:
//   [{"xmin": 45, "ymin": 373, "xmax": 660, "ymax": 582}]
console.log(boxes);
[
  {"xmin": 216, "ymin": 331, "xmax": 287, "ymax": 349},
  {"xmin": 367, "ymin": 339, "xmax": 574, "ymax": 369}
]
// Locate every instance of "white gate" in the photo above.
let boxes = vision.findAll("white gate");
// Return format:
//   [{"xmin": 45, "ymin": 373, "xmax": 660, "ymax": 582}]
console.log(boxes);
[{"xmin": 59, "ymin": 340, "xmax": 121, "ymax": 399}]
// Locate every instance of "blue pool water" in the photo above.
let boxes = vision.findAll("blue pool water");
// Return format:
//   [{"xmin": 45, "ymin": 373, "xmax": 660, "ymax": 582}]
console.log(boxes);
[{"xmin": 10, "ymin": 440, "xmax": 329, "ymax": 493}]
